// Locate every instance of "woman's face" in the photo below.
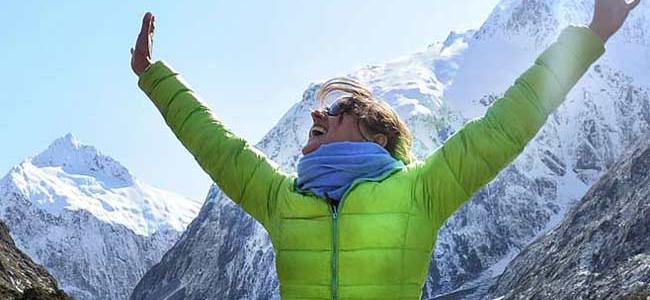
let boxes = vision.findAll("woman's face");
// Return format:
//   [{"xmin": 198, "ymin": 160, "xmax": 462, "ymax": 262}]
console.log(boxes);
[{"xmin": 302, "ymin": 109, "xmax": 369, "ymax": 155}]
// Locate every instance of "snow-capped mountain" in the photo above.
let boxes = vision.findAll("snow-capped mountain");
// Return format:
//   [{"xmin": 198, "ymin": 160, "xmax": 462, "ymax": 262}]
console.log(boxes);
[
  {"xmin": 131, "ymin": 0, "xmax": 650, "ymax": 299},
  {"xmin": 0, "ymin": 133, "xmax": 201, "ymax": 300}
]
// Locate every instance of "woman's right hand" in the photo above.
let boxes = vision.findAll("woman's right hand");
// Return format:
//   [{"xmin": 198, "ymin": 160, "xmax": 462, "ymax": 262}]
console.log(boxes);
[
  {"xmin": 131, "ymin": 12, "xmax": 155, "ymax": 76},
  {"xmin": 589, "ymin": 0, "xmax": 641, "ymax": 43}
]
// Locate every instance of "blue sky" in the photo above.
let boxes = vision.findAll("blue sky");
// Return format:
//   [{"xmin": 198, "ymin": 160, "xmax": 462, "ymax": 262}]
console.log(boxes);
[{"xmin": 1, "ymin": 1, "xmax": 500, "ymax": 201}]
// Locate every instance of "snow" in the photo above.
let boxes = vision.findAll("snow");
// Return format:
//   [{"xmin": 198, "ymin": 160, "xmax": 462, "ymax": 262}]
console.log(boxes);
[
  {"xmin": 3, "ymin": 134, "xmax": 200, "ymax": 236},
  {"xmin": 0, "ymin": 134, "xmax": 203, "ymax": 299},
  {"xmin": 31, "ymin": 133, "xmax": 134, "ymax": 189},
  {"xmin": 442, "ymin": 37, "xmax": 535, "ymax": 119}
]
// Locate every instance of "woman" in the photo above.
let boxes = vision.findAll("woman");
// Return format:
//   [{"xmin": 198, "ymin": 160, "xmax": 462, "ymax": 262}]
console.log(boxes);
[{"xmin": 131, "ymin": 1, "xmax": 639, "ymax": 299}]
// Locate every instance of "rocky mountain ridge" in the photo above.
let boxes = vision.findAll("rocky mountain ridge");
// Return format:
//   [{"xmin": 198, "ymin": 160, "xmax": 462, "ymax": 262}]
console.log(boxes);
[
  {"xmin": 486, "ymin": 136, "xmax": 650, "ymax": 299},
  {"xmin": 0, "ymin": 220, "xmax": 69, "ymax": 300}
]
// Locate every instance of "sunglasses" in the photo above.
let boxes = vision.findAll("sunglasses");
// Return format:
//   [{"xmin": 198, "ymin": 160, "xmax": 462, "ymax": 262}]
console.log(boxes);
[
  {"xmin": 323, "ymin": 99, "xmax": 356, "ymax": 117},
  {"xmin": 319, "ymin": 98, "xmax": 374, "ymax": 142}
]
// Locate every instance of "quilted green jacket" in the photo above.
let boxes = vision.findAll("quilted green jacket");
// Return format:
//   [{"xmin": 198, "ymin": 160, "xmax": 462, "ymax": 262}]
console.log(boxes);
[{"xmin": 139, "ymin": 26, "xmax": 604, "ymax": 299}]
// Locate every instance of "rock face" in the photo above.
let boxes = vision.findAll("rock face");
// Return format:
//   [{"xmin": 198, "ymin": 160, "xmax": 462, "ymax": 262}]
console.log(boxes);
[
  {"xmin": 131, "ymin": 0, "xmax": 650, "ymax": 299},
  {"xmin": 130, "ymin": 187, "xmax": 278, "ymax": 300},
  {"xmin": 486, "ymin": 137, "xmax": 650, "ymax": 299},
  {"xmin": 0, "ymin": 220, "xmax": 69, "ymax": 300},
  {"xmin": 0, "ymin": 134, "xmax": 201, "ymax": 300}
]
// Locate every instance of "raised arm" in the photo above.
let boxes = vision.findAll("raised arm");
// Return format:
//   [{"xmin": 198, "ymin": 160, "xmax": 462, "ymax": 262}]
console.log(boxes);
[
  {"xmin": 414, "ymin": 0, "xmax": 640, "ymax": 225},
  {"xmin": 131, "ymin": 13, "xmax": 290, "ymax": 228}
]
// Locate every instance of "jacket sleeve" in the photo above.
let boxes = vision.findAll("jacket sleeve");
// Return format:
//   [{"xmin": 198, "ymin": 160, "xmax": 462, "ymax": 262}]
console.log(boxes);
[
  {"xmin": 138, "ymin": 61, "xmax": 290, "ymax": 228},
  {"xmin": 413, "ymin": 25, "xmax": 605, "ymax": 225}
]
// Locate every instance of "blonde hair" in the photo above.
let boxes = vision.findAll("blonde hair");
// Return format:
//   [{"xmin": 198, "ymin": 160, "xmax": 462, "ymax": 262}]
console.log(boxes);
[{"xmin": 317, "ymin": 77, "xmax": 414, "ymax": 165}]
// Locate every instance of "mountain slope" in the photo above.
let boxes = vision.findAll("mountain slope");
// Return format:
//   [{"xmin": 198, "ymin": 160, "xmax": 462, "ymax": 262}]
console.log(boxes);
[
  {"xmin": 486, "ymin": 136, "xmax": 650, "ymax": 299},
  {"xmin": 0, "ymin": 134, "xmax": 201, "ymax": 300},
  {"xmin": 0, "ymin": 220, "xmax": 69, "ymax": 300},
  {"xmin": 132, "ymin": 1, "xmax": 650, "ymax": 299}
]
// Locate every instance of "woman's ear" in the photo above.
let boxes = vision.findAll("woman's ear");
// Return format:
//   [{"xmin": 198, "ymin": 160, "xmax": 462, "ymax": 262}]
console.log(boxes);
[{"xmin": 373, "ymin": 133, "xmax": 388, "ymax": 148}]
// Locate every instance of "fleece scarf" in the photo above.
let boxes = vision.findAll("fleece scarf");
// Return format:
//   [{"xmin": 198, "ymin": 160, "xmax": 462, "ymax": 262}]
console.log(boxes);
[{"xmin": 296, "ymin": 142, "xmax": 405, "ymax": 202}]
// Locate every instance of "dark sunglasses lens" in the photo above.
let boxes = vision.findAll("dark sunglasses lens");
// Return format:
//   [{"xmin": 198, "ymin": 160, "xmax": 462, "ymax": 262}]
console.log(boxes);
[{"xmin": 326, "ymin": 101, "xmax": 346, "ymax": 116}]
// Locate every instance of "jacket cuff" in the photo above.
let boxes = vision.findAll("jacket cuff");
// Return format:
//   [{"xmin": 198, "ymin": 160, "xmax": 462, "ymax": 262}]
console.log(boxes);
[
  {"xmin": 557, "ymin": 25, "xmax": 606, "ymax": 67},
  {"xmin": 138, "ymin": 60, "xmax": 177, "ymax": 95}
]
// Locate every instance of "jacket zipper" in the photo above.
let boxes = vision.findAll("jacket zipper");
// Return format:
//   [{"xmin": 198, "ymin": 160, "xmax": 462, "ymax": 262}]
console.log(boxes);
[
  {"xmin": 321, "ymin": 167, "xmax": 405, "ymax": 299},
  {"xmin": 328, "ymin": 177, "xmax": 388, "ymax": 299},
  {"xmin": 330, "ymin": 201, "xmax": 338, "ymax": 300}
]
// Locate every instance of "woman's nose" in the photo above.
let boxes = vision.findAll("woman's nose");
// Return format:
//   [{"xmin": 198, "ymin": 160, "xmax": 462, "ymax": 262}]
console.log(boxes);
[{"xmin": 311, "ymin": 109, "xmax": 326, "ymax": 120}]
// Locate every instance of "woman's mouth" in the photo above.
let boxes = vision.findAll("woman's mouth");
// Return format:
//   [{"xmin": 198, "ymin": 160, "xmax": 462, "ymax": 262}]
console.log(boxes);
[
  {"xmin": 303, "ymin": 125, "xmax": 328, "ymax": 154},
  {"xmin": 310, "ymin": 125, "xmax": 328, "ymax": 137}
]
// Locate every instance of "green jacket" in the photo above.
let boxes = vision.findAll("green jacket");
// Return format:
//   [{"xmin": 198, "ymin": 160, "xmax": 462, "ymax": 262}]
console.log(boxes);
[{"xmin": 139, "ymin": 26, "xmax": 604, "ymax": 299}]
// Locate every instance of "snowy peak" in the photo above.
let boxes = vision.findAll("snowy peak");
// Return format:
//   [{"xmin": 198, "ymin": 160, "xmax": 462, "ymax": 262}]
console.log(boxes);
[
  {"xmin": 477, "ymin": 0, "xmax": 557, "ymax": 46},
  {"xmin": 2, "ymin": 134, "xmax": 200, "ymax": 237},
  {"xmin": 477, "ymin": 0, "xmax": 650, "ymax": 47},
  {"xmin": 32, "ymin": 133, "xmax": 134, "ymax": 189},
  {"xmin": 0, "ymin": 135, "xmax": 202, "ymax": 299},
  {"xmin": 441, "ymin": 30, "xmax": 476, "ymax": 50}
]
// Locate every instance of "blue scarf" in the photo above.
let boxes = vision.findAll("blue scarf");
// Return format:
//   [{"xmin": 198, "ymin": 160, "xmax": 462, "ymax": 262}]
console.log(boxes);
[{"xmin": 296, "ymin": 142, "xmax": 405, "ymax": 202}]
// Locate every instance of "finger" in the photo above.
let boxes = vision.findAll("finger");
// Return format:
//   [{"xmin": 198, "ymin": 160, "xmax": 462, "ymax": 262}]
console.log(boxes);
[
  {"xmin": 135, "ymin": 32, "xmax": 147, "ymax": 56},
  {"xmin": 150, "ymin": 14, "xmax": 155, "ymax": 34},
  {"xmin": 136, "ymin": 13, "xmax": 153, "ymax": 55},
  {"xmin": 147, "ymin": 14, "xmax": 155, "ymax": 56},
  {"xmin": 140, "ymin": 12, "xmax": 153, "ymax": 35},
  {"xmin": 627, "ymin": 0, "xmax": 641, "ymax": 10}
]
